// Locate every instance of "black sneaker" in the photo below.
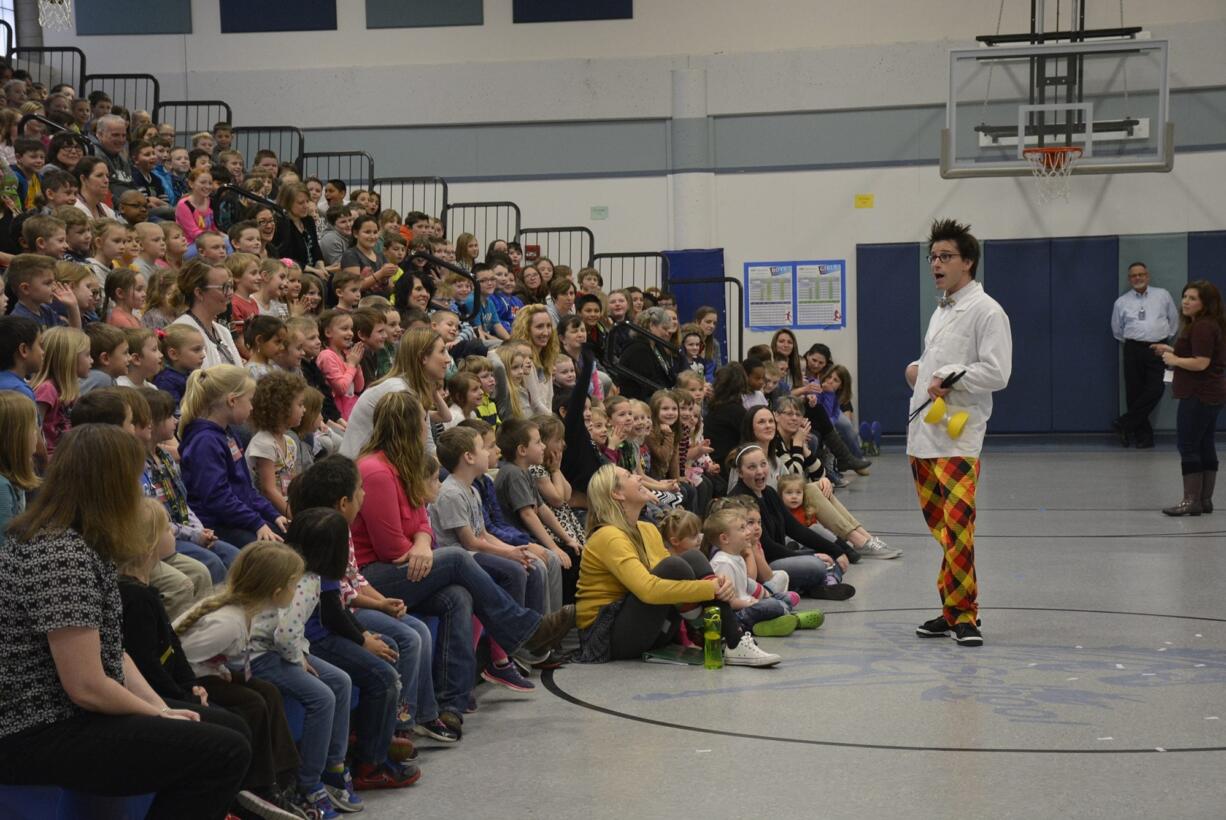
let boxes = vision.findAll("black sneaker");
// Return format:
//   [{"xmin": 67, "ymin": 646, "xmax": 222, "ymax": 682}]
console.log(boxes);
[
  {"xmin": 915, "ymin": 616, "xmax": 951, "ymax": 638},
  {"xmin": 952, "ymin": 622, "xmax": 983, "ymax": 646},
  {"xmin": 810, "ymin": 583, "xmax": 856, "ymax": 600}
]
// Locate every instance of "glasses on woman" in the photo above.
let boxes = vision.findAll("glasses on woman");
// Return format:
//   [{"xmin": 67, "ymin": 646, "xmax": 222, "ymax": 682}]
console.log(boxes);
[{"xmin": 202, "ymin": 282, "xmax": 234, "ymax": 295}]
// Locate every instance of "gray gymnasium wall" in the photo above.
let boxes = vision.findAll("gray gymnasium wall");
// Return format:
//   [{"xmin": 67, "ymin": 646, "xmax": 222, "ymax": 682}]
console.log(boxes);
[{"xmin": 301, "ymin": 86, "xmax": 1226, "ymax": 182}]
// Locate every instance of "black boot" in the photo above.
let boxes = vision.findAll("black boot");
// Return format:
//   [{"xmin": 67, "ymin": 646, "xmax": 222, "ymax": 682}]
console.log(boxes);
[
  {"xmin": 1202, "ymin": 470, "xmax": 1216, "ymax": 514},
  {"xmin": 823, "ymin": 430, "xmax": 871, "ymax": 474},
  {"xmin": 1162, "ymin": 473, "xmax": 1204, "ymax": 517}
]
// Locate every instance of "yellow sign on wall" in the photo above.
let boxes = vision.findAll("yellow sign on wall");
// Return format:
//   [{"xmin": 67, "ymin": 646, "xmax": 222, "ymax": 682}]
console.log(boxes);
[{"xmin": 854, "ymin": 194, "xmax": 875, "ymax": 209}]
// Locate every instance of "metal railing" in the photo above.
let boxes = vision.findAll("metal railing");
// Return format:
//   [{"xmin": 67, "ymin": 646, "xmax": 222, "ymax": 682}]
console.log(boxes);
[
  {"xmin": 10, "ymin": 46, "xmax": 86, "ymax": 94},
  {"xmin": 232, "ymin": 125, "xmax": 305, "ymax": 169},
  {"xmin": 371, "ymin": 176, "xmax": 448, "ymax": 220},
  {"xmin": 82, "ymin": 73, "xmax": 160, "ymax": 117},
  {"xmin": 154, "ymin": 100, "xmax": 233, "ymax": 148},
  {"xmin": 668, "ymin": 276, "xmax": 744, "ymax": 362},
  {"xmin": 516, "ymin": 226, "xmax": 595, "ymax": 271},
  {"xmin": 298, "ymin": 151, "xmax": 375, "ymax": 190},
  {"xmin": 442, "ymin": 201, "xmax": 522, "ymax": 248},
  {"xmin": 589, "ymin": 252, "xmax": 669, "ymax": 293}
]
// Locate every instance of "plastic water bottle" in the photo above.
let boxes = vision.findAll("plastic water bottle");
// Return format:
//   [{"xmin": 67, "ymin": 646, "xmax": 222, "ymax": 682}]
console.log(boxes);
[{"xmin": 703, "ymin": 606, "xmax": 723, "ymax": 669}]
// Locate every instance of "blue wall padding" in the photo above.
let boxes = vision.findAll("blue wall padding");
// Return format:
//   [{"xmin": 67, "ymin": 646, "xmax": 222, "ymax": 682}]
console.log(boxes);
[
  {"xmin": 75, "ymin": 0, "xmax": 192, "ymax": 35},
  {"xmin": 1186, "ymin": 231, "xmax": 1226, "ymax": 430},
  {"xmin": 1188, "ymin": 230, "xmax": 1226, "ymax": 298},
  {"xmin": 663, "ymin": 249, "xmax": 729, "ymax": 359},
  {"xmin": 366, "ymin": 0, "xmax": 483, "ymax": 28},
  {"xmin": 1050, "ymin": 235, "xmax": 1121, "ymax": 431},
  {"xmin": 513, "ymin": 0, "xmax": 632, "ymax": 23},
  {"xmin": 856, "ymin": 243, "xmax": 921, "ymax": 434},
  {"xmin": 982, "ymin": 239, "xmax": 1052, "ymax": 433},
  {"xmin": 220, "ymin": 0, "xmax": 336, "ymax": 32}
]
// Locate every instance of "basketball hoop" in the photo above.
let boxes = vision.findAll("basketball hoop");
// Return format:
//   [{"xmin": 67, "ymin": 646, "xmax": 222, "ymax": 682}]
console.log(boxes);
[
  {"xmin": 38, "ymin": 0, "xmax": 74, "ymax": 31},
  {"xmin": 1023, "ymin": 146, "xmax": 1082, "ymax": 202}
]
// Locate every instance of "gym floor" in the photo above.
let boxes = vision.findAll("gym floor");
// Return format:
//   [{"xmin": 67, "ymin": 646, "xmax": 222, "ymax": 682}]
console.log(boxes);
[{"xmin": 362, "ymin": 439, "xmax": 1226, "ymax": 820}]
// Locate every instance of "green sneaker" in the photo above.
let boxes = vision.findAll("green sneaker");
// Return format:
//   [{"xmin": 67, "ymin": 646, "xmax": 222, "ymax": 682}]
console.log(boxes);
[
  {"xmin": 752, "ymin": 614, "xmax": 799, "ymax": 638},
  {"xmin": 793, "ymin": 610, "xmax": 824, "ymax": 630}
]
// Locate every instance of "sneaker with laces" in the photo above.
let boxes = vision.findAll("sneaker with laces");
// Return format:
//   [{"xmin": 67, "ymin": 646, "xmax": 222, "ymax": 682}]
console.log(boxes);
[
  {"xmin": 412, "ymin": 717, "xmax": 460, "ymax": 743},
  {"xmin": 319, "ymin": 768, "xmax": 363, "ymax": 813},
  {"xmin": 915, "ymin": 616, "xmax": 951, "ymax": 638},
  {"xmin": 481, "ymin": 660, "xmax": 536, "ymax": 692},
  {"xmin": 298, "ymin": 787, "xmax": 339, "ymax": 820},
  {"xmin": 857, "ymin": 536, "xmax": 902, "ymax": 559},
  {"xmin": 751, "ymin": 613, "xmax": 799, "ymax": 638},
  {"xmin": 723, "ymin": 633, "xmax": 782, "ymax": 667},
  {"xmin": 235, "ymin": 789, "xmax": 307, "ymax": 820},
  {"xmin": 437, "ymin": 709, "xmax": 464, "ymax": 740},
  {"xmin": 351, "ymin": 761, "xmax": 421, "ymax": 790},
  {"xmin": 952, "ymin": 622, "xmax": 984, "ymax": 646}
]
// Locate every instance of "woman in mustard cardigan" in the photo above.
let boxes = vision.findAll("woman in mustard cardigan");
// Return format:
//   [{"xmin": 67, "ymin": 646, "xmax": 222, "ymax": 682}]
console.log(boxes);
[{"xmin": 574, "ymin": 464, "xmax": 780, "ymax": 667}]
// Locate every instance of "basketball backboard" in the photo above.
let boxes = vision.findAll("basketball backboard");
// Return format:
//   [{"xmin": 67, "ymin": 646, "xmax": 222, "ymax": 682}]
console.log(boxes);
[{"xmin": 941, "ymin": 37, "xmax": 1171, "ymax": 178}]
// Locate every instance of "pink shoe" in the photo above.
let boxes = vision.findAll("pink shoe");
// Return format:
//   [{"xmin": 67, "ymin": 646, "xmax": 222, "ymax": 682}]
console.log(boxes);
[{"xmin": 786, "ymin": 592, "xmax": 801, "ymax": 608}]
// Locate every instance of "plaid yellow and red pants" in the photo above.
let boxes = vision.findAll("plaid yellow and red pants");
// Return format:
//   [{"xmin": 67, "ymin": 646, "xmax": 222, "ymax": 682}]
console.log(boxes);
[{"xmin": 909, "ymin": 456, "xmax": 981, "ymax": 626}]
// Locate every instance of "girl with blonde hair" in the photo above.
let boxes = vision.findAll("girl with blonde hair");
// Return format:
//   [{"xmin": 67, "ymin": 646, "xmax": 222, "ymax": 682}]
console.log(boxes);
[
  {"xmin": 0, "ymin": 391, "xmax": 40, "ymax": 530},
  {"xmin": 178, "ymin": 364, "xmax": 288, "ymax": 546},
  {"xmin": 31, "ymin": 326, "xmax": 91, "ymax": 455}
]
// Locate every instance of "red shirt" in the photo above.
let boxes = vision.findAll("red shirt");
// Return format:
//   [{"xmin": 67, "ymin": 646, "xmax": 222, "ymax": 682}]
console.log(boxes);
[{"xmin": 352, "ymin": 453, "xmax": 433, "ymax": 567}]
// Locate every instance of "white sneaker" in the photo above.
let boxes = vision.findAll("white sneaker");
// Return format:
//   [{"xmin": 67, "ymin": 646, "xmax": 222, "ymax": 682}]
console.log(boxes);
[
  {"xmin": 858, "ymin": 536, "xmax": 902, "ymax": 559},
  {"xmin": 723, "ymin": 633, "xmax": 781, "ymax": 667}
]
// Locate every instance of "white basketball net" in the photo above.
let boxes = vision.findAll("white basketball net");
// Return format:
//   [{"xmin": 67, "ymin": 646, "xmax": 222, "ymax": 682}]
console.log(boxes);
[
  {"xmin": 1023, "ymin": 146, "xmax": 1082, "ymax": 203},
  {"xmin": 38, "ymin": 0, "xmax": 74, "ymax": 31}
]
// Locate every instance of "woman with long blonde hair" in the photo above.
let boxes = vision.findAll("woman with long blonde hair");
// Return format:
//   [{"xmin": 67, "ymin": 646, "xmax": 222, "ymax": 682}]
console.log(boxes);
[
  {"xmin": 339, "ymin": 327, "xmax": 451, "ymax": 458},
  {"xmin": 575, "ymin": 464, "xmax": 776, "ymax": 666},
  {"xmin": 507, "ymin": 304, "xmax": 558, "ymax": 416}
]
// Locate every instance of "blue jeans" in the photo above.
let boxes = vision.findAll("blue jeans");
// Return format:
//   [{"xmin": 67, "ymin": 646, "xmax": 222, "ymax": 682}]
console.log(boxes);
[
  {"xmin": 1176, "ymin": 396, "xmax": 1222, "ymax": 473},
  {"xmin": 308, "ymin": 632, "xmax": 399, "ymax": 767},
  {"xmin": 769, "ymin": 555, "xmax": 830, "ymax": 595},
  {"xmin": 833, "ymin": 413, "xmax": 865, "ymax": 459},
  {"xmin": 359, "ymin": 547, "xmax": 542, "ymax": 715},
  {"xmin": 175, "ymin": 538, "xmax": 241, "ymax": 585},
  {"xmin": 251, "ymin": 652, "xmax": 350, "ymax": 793},
  {"xmin": 734, "ymin": 596, "xmax": 790, "ymax": 630},
  {"xmin": 354, "ymin": 609, "xmax": 438, "ymax": 726}
]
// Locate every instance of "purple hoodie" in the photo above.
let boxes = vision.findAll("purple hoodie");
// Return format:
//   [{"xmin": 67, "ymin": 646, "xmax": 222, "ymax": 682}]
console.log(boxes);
[{"xmin": 180, "ymin": 418, "xmax": 280, "ymax": 533}]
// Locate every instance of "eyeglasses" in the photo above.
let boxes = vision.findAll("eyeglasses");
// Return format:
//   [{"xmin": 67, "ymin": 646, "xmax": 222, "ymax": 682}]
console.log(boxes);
[
  {"xmin": 775, "ymin": 409, "xmax": 802, "ymax": 417},
  {"xmin": 256, "ymin": 218, "xmax": 276, "ymax": 227},
  {"xmin": 927, "ymin": 252, "xmax": 962, "ymax": 264},
  {"xmin": 202, "ymin": 283, "xmax": 234, "ymax": 295}
]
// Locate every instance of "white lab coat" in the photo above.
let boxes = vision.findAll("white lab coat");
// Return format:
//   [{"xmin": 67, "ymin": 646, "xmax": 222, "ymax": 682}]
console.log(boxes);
[{"xmin": 906, "ymin": 281, "xmax": 1013, "ymax": 459}]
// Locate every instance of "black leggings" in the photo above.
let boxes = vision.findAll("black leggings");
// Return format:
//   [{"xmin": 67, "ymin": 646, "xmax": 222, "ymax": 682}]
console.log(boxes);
[
  {"xmin": 609, "ymin": 550, "xmax": 740, "ymax": 660},
  {"xmin": 1176, "ymin": 396, "xmax": 1222, "ymax": 474},
  {"xmin": 0, "ymin": 706, "xmax": 251, "ymax": 820},
  {"xmin": 804, "ymin": 399, "xmax": 835, "ymax": 437},
  {"xmin": 198, "ymin": 675, "xmax": 300, "ymax": 794}
]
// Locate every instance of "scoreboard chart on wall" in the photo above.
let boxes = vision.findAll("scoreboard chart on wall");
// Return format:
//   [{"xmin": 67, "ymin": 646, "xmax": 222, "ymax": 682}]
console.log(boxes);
[
  {"xmin": 745, "ymin": 259, "xmax": 846, "ymax": 330},
  {"xmin": 745, "ymin": 262, "xmax": 794, "ymax": 328}
]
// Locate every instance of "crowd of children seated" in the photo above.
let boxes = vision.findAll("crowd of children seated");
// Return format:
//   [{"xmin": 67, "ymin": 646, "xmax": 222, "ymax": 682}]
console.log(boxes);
[{"xmin": 0, "ymin": 75, "xmax": 892, "ymax": 820}]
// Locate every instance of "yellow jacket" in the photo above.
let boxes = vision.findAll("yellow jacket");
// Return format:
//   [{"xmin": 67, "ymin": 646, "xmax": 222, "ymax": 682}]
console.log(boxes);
[{"xmin": 576, "ymin": 523, "xmax": 714, "ymax": 629}]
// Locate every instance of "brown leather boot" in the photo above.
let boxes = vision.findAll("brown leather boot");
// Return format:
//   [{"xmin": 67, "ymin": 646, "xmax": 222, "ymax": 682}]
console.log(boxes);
[
  {"xmin": 1202, "ymin": 470, "xmax": 1216, "ymax": 514},
  {"xmin": 1162, "ymin": 473, "xmax": 1204, "ymax": 517}
]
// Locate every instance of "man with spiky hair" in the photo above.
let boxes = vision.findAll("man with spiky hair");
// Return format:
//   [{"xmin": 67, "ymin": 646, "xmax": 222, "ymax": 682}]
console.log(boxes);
[{"xmin": 906, "ymin": 219, "xmax": 1012, "ymax": 648}]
